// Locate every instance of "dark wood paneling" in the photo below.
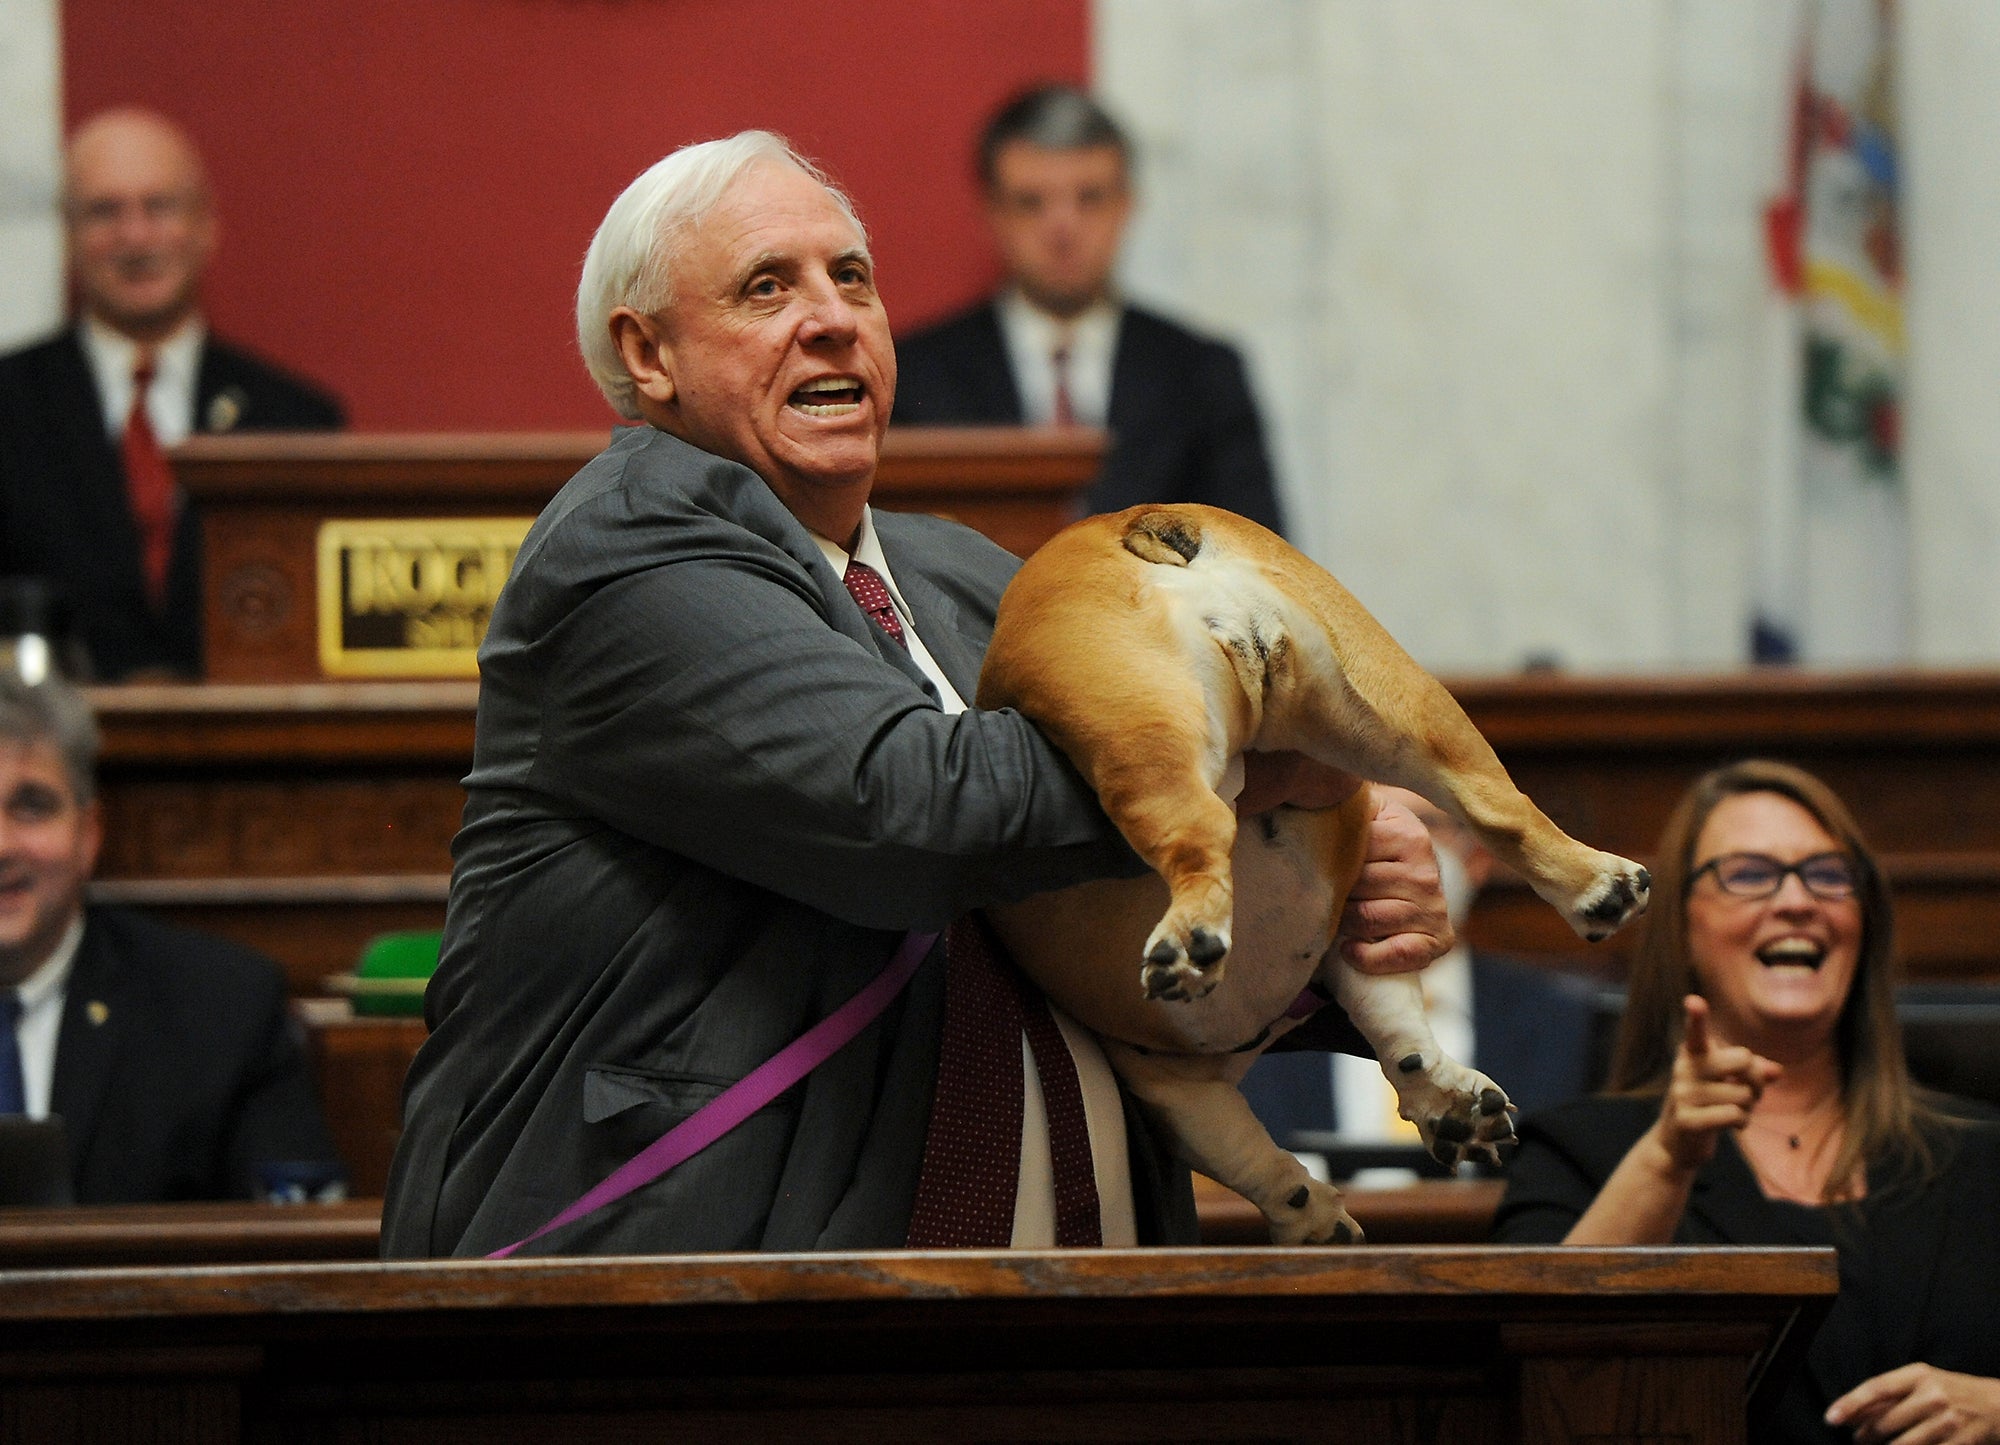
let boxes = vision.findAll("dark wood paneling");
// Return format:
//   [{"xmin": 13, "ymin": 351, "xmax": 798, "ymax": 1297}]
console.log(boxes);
[
  {"xmin": 305, "ymin": 1017, "xmax": 427, "ymax": 1197},
  {"xmin": 1446, "ymin": 671, "xmax": 2000, "ymax": 985},
  {"xmin": 76, "ymin": 671, "xmax": 2000, "ymax": 1195}
]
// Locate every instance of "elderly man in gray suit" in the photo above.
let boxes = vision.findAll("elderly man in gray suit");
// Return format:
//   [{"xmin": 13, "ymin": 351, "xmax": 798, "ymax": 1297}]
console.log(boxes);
[{"xmin": 381, "ymin": 132, "xmax": 1450, "ymax": 1258}]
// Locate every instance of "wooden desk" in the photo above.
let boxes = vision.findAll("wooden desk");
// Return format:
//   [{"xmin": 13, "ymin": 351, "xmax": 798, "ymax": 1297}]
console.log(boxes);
[
  {"xmin": 303, "ymin": 1014, "xmax": 427, "ymax": 1197},
  {"xmin": 0, "ymin": 1247, "xmax": 1833, "ymax": 1444},
  {"xmin": 86, "ymin": 681, "xmax": 470, "ymax": 991},
  {"xmin": 0, "ymin": 1201, "xmax": 380, "ymax": 1270},
  {"xmin": 0, "ymin": 1179, "xmax": 1501, "ymax": 1273},
  {"xmin": 1193, "ymin": 1175, "xmax": 1504, "ymax": 1246}
]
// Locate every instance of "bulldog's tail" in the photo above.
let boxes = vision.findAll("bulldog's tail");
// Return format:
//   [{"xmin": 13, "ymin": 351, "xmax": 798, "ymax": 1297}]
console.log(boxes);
[{"xmin": 1122, "ymin": 509, "xmax": 1204, "ymax": 568}]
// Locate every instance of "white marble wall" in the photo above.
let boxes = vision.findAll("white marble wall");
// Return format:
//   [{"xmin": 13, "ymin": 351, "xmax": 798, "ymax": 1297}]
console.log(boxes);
[
  {"xmin": 1903, "ymin": 2, "xmax": 2000, "ymax": 663},
  {"xmin": 1094, "ymin": 0, "xmax": 1914, "ymax": 672},
  {"xmin": 0, "ymin": 0, "xmax": 64, "ymax": 350}
]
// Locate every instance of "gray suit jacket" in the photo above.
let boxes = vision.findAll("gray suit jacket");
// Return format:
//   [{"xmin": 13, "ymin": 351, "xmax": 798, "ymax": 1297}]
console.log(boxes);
[{"xmin": 381, "ymin": 426, "xmax": 1169, "ymax": 1257}]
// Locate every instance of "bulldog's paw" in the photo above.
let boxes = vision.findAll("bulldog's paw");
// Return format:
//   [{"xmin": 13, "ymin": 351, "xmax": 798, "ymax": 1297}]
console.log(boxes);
[
  {"xmin": 1565, "ymin": 854, "xmax": 1652, "ymax": 943},
  {"xmin": 1393, "ymin": 1056, "xmax": 1517, "ymax": 1169},
  {"xmin": 1265, "ymin": 1176, "xmax": 1366, "ymax": 1246},
  {"xmin": 1139, "ymin": 918, "xmax": 1230, "ymax": 1002}
]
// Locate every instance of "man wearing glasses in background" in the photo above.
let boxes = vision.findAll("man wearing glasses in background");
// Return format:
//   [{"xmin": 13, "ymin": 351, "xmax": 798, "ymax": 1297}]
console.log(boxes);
[{"xmin": 0, "ymin": 108, "xmax": 343, "ymax": 682}]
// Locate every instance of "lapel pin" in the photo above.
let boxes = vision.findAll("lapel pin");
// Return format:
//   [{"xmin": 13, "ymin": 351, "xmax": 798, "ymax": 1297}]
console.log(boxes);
[
  {"xmin": 87, "ymin": 1000, "xmax": 109, "ymax": 1026},
  {"xmin": 206, "ymin": 387, "xmax": 247, "ymax": 433}
]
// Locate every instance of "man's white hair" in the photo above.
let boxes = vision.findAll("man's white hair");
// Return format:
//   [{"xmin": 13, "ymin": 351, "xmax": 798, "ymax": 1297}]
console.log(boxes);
[{"xmin": 576, "ymin": 130, "xmax": 866, "ymax": 419}]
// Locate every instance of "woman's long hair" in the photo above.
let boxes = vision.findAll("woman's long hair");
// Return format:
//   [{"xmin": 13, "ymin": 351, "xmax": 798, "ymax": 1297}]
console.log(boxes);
[{"xmin": 1607, "ymin": 759, "xmax": 1938, "ymax": 1199}]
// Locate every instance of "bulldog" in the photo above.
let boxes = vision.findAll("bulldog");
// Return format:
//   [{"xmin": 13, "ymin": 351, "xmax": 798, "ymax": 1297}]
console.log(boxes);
[{"xmin": 978, "ymin": 505, "xmax": 1651, "ymax": 1244}]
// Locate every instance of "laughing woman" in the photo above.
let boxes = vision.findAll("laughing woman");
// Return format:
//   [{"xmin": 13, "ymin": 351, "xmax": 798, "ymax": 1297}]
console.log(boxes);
[{"xmin": 1492, "ymin": 760, "xmax": 2000, "ymax": 1445}]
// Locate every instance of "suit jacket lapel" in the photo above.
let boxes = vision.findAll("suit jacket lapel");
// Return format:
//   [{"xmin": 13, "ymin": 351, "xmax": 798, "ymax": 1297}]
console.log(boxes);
[
  {"xmin": 47, "ymin": 914, "xmax": 131, "ymax": 1164},
  {"xmin": 1104, "ymin": 306, "xmax": 1146, "ymax": 433},
  {"xmin": 48, "ymin": 331, "xmax": 151, "ymax": 588},
  {"xmin": 872, "ymin": 526, "xmax": 986, "ymax": 703},
  {"xmin": 968, "ymin": 304, "xmax": 1026, "ymax": 424},
  {"xmin": 194, "ymin": 337, "xmax": 251, "ymax": 433},
  {"xmin": 890, "ymin": 568, "xmax": 982, "ymax": 703}
]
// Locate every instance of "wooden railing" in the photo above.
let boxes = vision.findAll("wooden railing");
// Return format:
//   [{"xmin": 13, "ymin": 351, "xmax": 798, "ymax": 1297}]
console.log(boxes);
[
  {"xmin": 0, "ymin": 1179, "xmax": 1500, "ymax": 1270},
  {"xmin": 0, "ymin": 1246, "xmax": 1834, "ymax": 1444}
]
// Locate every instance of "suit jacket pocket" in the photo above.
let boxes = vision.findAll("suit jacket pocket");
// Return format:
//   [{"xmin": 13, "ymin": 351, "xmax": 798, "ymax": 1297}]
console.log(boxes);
[
  {"xmin": 572, "ymin": 1063, "xmax": 798, "ymax": 1251},
  {"xmin": 582, "ymin": 1065, "xmax": 733, "ymax": 1127}
]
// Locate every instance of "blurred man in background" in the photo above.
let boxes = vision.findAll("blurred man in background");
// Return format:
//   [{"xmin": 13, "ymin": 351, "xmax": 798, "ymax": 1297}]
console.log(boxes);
[
  {"xmin": 0, "ymin": 672, "xmax": 340, "ymax": 1201},
  {"xmin": 0, "ymin": 108, "xmax": 343, "ymax": 681},
  {"xmin": 894, "ymin": 84, "xmax": 1285, "ymax": 536}
]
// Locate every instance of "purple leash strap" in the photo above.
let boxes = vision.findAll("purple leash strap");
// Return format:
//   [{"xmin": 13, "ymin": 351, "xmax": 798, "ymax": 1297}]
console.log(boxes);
[{"xmin": 488, "ymin": 928, "xmax": 939, "ymax": 1259}]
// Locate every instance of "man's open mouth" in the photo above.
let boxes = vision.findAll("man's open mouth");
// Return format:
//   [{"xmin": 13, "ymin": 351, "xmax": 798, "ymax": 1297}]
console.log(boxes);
[
  {"xmin": 1756, "ymin": 938, "xmax": 1826, "ymax": 970},
  {"xmin": 790, "ymin": 377, "xmax": 864, "ymax": 416}
]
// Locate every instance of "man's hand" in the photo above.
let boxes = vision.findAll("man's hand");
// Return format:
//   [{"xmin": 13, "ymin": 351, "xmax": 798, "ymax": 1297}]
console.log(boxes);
[
  {"xmin": 1827, "ymin": 1363, "xmax": 2000, "ymax": 1444},
  {"xmin": 1336, "ymin": 790, "xmax": 1453, "ymax": 975},
  {"xmin": 1650, "ymin": 995, "xmax": 1784, "ymax": 1176}
]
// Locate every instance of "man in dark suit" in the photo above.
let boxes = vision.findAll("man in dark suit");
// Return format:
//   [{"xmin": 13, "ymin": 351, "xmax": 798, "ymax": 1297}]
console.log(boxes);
[
  {"xmin": 381, "ymin": 132, "xmax": 1449, "ymax": 1258},
  {"xmin": 0, "ymin": 108, "xmax": 343, "ymax": 681},
  {"xmin": 0, "ymin": 673, "xmax": 340, "ymax": 1202},
  {"xmin": 892, "ymin": 85, "xmax": 1286, "ymax": 536},
  {"xmin": 1241, "ymin": 787, "xmax": 1599, "ymax": 1160}
]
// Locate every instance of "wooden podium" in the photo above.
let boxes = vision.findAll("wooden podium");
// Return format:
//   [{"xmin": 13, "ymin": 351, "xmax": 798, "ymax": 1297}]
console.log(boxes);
[
  {"xmin": 0, "ymin": 1246, "xmax": 1833, "ymax": 1444},
  {"xmin": 176, "ymin": 426, "xmax": 1104, "ymax": 682}
]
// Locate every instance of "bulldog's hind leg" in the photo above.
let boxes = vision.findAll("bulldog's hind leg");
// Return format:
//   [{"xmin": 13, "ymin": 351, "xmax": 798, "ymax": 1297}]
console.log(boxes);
[
  {"xmin": 1262, "ymin": 551, "xmax": 1651, "ymax": 942},
  {"xmin": 1019, "ymin": 521, "xmax": 1266, "ymax": 1001},
  {"xmin": 1106, "ymin": 1042, "xmax": 1363, "ymax": 1245},
  {"xmin": 1090, "ymin": 725, "xmax": 1241, "ymax": 1002},
  {"xmin": 1328, "ymin": 961, "xmax": 1516, "ymax": 1168}
]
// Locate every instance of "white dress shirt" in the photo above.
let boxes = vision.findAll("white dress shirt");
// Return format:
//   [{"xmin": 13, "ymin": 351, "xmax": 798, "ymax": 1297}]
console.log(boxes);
[
  {"xmin": 9, "ymin": 914, "xmax": 86, "ymax": 1120},
  {"xmin": 995, "ymin": 290, "xmax": 1120, "ymax": 428},
  {"xmin": 815, "ymin": 507, "xmax": 1138, "ymax": 1246},
  {"xmin": 80, "ymin": 314, "xmax": 205, "ymax": 446}
]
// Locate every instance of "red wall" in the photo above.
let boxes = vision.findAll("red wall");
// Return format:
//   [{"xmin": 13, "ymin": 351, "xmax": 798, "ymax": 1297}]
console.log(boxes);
[{"xmin": 62, "ymin": 1, "xmax": 1088, "ymax": 429}]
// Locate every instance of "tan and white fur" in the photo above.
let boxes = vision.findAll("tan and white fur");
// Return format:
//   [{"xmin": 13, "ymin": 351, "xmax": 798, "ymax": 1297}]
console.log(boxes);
[{"xmin": 978, "ymin": 505, "xmax": 1650, "ymax": 1244}]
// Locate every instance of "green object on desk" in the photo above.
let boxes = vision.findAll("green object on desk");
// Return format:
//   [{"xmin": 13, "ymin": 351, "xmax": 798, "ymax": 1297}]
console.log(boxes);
[{"xmin": 349, "ymin": 930, "xmax": 442, "ymax": 1016}]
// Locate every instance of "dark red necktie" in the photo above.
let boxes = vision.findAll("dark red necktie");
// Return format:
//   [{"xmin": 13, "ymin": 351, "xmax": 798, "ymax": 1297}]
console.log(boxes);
[
  {"xmin": 123, "ymin": 357, "xmax": 176, "ymax": 608},
  {"xmin": 842, "ymin": 557, "xmax": 905, "ymax": 645},
  {"xmin": 1051, "ymin": 344, "xmax": 1077, "ymax": 426},
  {"xmin": 840, "ymin": 558, "xmax": 1102, "ymax": 1246}
]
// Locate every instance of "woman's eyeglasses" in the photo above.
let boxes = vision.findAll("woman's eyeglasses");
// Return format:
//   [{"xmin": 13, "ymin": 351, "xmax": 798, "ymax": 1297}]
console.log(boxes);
[{"xmin": 1687, "ymin": 851, "xmax": 1860, "ymax": 901}]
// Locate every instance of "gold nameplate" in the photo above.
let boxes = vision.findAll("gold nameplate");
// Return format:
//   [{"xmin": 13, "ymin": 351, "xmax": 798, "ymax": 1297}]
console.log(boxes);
[{"xmin": 317, "ymin": 518, "xmax": 534, "ymax": 677}]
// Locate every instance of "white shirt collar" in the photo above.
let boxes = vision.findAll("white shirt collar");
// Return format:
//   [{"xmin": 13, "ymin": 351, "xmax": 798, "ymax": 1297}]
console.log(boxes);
[
  {"xmin": 79, "ymin": 313, "xmax": 206, "ymax": 445},
  {"xmin": 994, "ymin": 289, "xmax": 1120, "ymax": 428},
  {"xmin": 13, "ymin": 912, "xmax": 85, "ymax": 1013},
  {"xmin": 11, "ymin": 911, "xmax": 85, "ymax": 1120}
]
